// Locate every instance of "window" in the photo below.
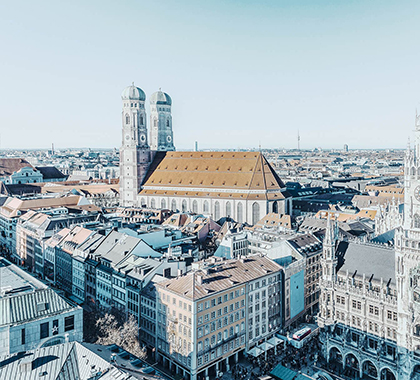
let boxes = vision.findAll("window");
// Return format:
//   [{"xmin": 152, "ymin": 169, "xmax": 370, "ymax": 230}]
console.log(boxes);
[
  {"xmin": 53, "ymin": 319, "xmax": 58, "ymax": 335},
  {"xmin": 21, "ymin": 328, "xmax": 25, "ymax": 345},
  {"xmin": 415, "ymin": 214, "xmax": 420, "ymax": 229},
  {"xmin": 64, "ymin": 316, "xmax": 75, "ymax": 332},
  {"xmin": 40, "ymin": 322, "xmax": 49, "ymax": 339},
  {"xmin": 125, "ymin": 114, "xmax": 130, "ymax": 124}
]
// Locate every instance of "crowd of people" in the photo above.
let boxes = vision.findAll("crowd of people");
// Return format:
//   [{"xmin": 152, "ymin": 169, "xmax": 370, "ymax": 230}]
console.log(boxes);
[
  {"xmin": 280, "ymin": 339, "xmax": 320, "ymax": 373},
  {"xmin": 220, "ymin": 334, "xmax": 322, "ymax": 380},
  {"xmin": 231, "ymin": 364, "xmax": 251, "ymax": 380}
]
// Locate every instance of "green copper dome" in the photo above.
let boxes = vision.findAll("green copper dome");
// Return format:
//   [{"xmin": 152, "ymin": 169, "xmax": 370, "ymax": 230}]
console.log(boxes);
[{"xmin": 121, "ymin": 83, "xmax": 146, "ymax": 101}]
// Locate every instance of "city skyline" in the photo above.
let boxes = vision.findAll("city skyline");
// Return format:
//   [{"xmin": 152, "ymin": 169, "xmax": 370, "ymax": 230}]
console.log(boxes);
[{"xmin": 2, "ymin": 0, "xmax": 420, "ymax": 150}]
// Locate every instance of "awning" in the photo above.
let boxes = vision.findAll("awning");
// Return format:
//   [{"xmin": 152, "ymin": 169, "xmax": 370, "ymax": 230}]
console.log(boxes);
[
  {"xmin": 248, "ymin": 347, "xmax": 264, "ymax": 357},
  {"xmin": 258, "ymin": 341, "xmax": 275, "ymax": 352},
  {"xmin": 267, "ymin": 336, "xmax": 284, "ymax": 346}
]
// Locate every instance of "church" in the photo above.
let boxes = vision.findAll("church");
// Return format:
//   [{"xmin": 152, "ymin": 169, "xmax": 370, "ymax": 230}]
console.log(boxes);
[{"xmin": 119, "ymin": 83, "xmax": 291, "ymax": 225}]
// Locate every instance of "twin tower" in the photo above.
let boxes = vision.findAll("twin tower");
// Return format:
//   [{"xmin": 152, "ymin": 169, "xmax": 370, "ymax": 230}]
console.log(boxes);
[{"xmin": 119, "ymin": 83, "xmax": 175, "ymax": 207}]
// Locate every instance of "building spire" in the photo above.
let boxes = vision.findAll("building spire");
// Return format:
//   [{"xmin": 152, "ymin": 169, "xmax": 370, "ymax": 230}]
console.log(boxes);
[{"xmin": 324, "ymin": 213, "xmax": 335, "ymax": 246}]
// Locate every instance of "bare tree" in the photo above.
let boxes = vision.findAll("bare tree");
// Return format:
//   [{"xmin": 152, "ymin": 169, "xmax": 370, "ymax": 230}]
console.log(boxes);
[{"xmin": 95, "ymin": 313, "xmax": 147, "ymax": 360}]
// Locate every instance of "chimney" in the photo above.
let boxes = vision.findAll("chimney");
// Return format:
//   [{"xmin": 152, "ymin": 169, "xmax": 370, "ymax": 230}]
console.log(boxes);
[{"xmin": 197, "ymin": 274, "xmax": 203, "ymax": 285}]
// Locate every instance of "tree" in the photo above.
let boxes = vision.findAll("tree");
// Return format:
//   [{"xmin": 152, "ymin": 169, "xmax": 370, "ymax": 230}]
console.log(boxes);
[{"xmin": 95, "ymin": 313, "xmax": 147, "ymax": 360}]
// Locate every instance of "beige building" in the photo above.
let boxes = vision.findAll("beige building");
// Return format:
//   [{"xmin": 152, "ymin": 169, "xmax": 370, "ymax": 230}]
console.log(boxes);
[{"xmin": 155, "ymin": 255, "xmax": 282, "ymax": 380}]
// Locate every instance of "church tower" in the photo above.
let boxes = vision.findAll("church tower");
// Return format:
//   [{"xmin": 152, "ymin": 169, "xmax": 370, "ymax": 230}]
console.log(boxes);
[
  {"xmin": 149, "ymin": 89, "xmax": 175, "ymax": 151},
  {"xmin": 396, "ymin": 111, "xmax": 420, "ymax": 378},
  {"xmin": 318, "ymin": 214, "xmax": 337, "ymax": 328},
  {"xmin": 119, "ymin": 83, "xmax": 151, "ymax": 207}
]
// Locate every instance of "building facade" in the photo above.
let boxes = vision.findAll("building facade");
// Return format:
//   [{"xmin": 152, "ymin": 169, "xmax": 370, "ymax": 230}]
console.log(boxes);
[{"xmin": 155, "ymin": 256, "xmax": 282, "ymax": 380}]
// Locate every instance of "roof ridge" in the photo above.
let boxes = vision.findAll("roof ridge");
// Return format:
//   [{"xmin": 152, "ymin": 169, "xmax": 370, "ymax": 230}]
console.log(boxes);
[{"xmin": 246, "ymin": 152, "xmax": 261, "ymax": 201}]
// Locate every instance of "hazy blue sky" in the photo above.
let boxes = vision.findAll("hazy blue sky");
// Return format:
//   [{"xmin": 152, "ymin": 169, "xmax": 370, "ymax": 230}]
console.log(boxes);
[{"xmin": 1, "ymin": 0, "xmax": 420, "ymax": 150}]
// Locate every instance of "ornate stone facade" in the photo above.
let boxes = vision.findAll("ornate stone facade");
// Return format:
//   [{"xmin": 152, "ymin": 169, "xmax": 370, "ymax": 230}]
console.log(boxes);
[
  {"xmin": 318, "ymin": 115, "xmax": 420, "ymax": 379},
  {"xmin": 375, "ymin": 198, "xmax": 403, "ymax": 236}
]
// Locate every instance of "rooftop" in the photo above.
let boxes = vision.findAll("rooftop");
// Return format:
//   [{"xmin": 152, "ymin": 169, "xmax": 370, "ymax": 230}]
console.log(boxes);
[
  {"xmin": 140, "ymin": 151, "xmax": 289, "ymax": 200},
  {"xmin": 336, "ymin": 241, "xmax": 395, "ymax": 285},
  {"xmin": 0, "ymin": 259, "xmax": 80, "ymax": 327},
  {"xmin": 157, "ymin": 255, "xmax": 281, "ymax": 300},
  {"xmin": 0, "ymin": 341, "xmax": 135, "ymax": 380}
]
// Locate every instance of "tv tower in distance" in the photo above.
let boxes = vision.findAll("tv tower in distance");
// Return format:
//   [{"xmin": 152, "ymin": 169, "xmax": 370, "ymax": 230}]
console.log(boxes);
[{"xmin": 298, "ymin": 130, "xmax": 300, "ymax": 151}]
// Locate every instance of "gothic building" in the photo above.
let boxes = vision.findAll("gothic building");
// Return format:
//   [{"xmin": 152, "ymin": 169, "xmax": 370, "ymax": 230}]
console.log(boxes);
[
  {"xmin": 318, "ymin": 116, "xmax": 420, "ymax": 380},
  {"xmin": 119, "ymin": 84, "xmax": 291, "ymax": 224},
  {"xmin": 375, "ymin": 198, "xmax": 403, "ymax": 236}
]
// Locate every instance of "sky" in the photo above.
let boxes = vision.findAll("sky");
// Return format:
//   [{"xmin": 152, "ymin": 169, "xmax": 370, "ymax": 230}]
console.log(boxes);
[{"xmin": 1, "ymin": 0, "xmax": 420, "ymax": 150}]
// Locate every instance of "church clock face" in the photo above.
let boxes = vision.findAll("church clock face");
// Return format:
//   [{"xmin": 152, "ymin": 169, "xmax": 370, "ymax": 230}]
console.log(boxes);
[
  {"xmin": 140, "ymin": 134, "xmax": 146, "ymax": 143},
  {"xmin": 167, "ymin": 135, "xmax": 172, "ymax": 143},
  {"xmin": 415, "ymin": 186, "xmax": 420, "ymax": 202},
  {"xmin": 125, "ymin": 135, "xmax": 130, "ymax": 141}
]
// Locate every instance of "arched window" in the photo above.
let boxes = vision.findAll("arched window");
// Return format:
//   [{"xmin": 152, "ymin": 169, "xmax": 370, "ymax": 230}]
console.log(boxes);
[
  {"xmin": 415, "ymin": 214, "xmax": 420, "ymax": 229},
  {"xmin": 125, "ymin": 114, "xmax": 130, "ymax": 124},
  {"xmin": 192, "ymin": 200, "xmax": 198, "ymax": 213},
  {"xmin": 161, "ymin": 199, "xmax": 166, "ymax": 209},
  {"xmin": 203, "ymin": 200, "xmax": 209, "ymax": 213},
  {"xmin": 171, "ymin": 199, "xmax": 177, "ymax": 212},
  {"xmin": 214, "ymin": 201, "xmax": 220, "ymax": 220},
  {"xmin": 154, "ymin": 118, "xmax": 158, "ymax": 128},
  {"xmin": 237, "ymin": 203, "xmax": 243, "ymax": 223},
  {"xmin": 252, "ymin": 202, "xmax": 260, "ymax": 225},
  {"xmin": 150, "ymin": 198, "xmax": 156, "ymax": 208},
  {"xmin": 273, "ymin": 201, "xmax": 278, "ymax": 213},
  {"xmin": 140, "ymin": 115, "xmax": 144, "ymax": 125},
  {"xmin": 226, "ymin": 202, "xmax": 231, "ymax": 217},
  {"xmin": 166, "ymin": 120, "xmax": 170, "ymax": 127},
  {"xmin": 140, "ymin": 198, "xmax": 146, "ymax": 207},
  {"xmin": 182, "ymin": 200, "xmax": 187, "ymax": 212}
]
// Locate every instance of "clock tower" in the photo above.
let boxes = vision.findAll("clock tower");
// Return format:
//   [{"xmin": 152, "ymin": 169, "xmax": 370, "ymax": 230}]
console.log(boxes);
[
  {"xmin": 119, "ymin": 83, "xmax": 151, "ymax": 207},
  {"xmin": 396, "ymin": 112, "xmax": 420, "ymax": 378}
]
